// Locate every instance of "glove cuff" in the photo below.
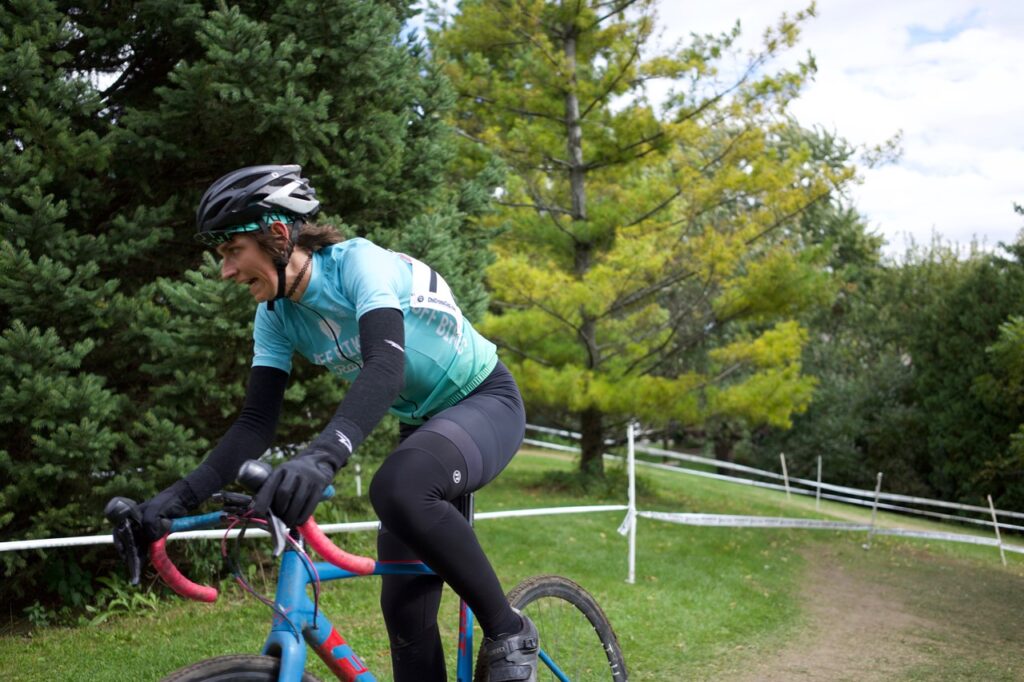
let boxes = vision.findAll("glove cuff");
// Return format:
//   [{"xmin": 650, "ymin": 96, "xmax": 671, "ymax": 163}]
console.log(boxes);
[
  {"xmin": 305, "ymin": 417, "xmax": 364, "ymax": 471},
  {"xmin": 181, "ymin": 463, "xmax": 221, "ymax": 509}
]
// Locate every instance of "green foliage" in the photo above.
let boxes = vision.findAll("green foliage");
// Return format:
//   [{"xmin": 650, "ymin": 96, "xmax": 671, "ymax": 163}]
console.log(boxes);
[
  {"xmin": 533, "ymin": 462, "xmax": 654, "ymax": 500},
  {"xmin": 430, "ymin": 1, "xmax": 853, "ymax": 470},
  {"xmin": 85, "ymin": 575, "xmax": 163, "ymax": 626},
  {"xmin": 753, "ymin": 233, "xmax": 1024, "ymax": 508},
  {"xmin": 1, "ymin": 0, "xmax": 495, "ymax": 610}
]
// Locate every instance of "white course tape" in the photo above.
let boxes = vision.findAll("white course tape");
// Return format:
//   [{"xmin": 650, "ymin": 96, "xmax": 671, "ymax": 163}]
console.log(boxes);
[
  {"xmin": 522, "ymin": 437, "xmax": 583, "ymax": 454},
  {"xmin": 525, "ymin": 425, "xmax": 1024, "ymax": 528},
  {"xmin": 630, "ymin": 441, "xmax": 1024, "ymax": 521},
  {"xmin": 635, "ymin": 511, "xmax": 1024, "ymax": 554},
  {"xmin": 0, "ymin": 505, "xmax": 628, "ymax": 553},
  {"xmin": 638, "ymin": 511, "xmax": 870, "ymax": 531}
]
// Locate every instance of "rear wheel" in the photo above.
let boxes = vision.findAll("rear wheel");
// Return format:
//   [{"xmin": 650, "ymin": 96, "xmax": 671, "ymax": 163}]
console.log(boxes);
[
  {"xmin": 161, "ymin": 654, "xmax": 321, "ymax": 681},
  {"xmin": 475, "ymin": 575, "xmax": 627, "ymax": 681}
]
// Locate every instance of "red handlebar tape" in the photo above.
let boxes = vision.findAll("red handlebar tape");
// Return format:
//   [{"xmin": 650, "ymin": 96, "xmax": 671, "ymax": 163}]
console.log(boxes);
[
  {"xmin": 299, "ymin": 519, "xmax": 376, "ymax": 575},
  {"xmin": 150, "ymin": 518, "xmax": 376, "ymax": 603},
  {"xmin": 151, "ymin": 536, "xmax": 219, "ymax": 603}
]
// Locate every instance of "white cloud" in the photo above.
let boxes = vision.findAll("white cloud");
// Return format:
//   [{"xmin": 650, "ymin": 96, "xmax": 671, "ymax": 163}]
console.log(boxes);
[{"xmin": 655, "ymin": 0, "xmax": 1024, "ymax": 255}]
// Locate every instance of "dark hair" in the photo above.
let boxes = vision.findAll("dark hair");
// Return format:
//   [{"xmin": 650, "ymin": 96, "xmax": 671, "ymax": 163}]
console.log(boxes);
[{"xmin": 254, "ymin": 221, "xmax": 345, "ymax": 259}]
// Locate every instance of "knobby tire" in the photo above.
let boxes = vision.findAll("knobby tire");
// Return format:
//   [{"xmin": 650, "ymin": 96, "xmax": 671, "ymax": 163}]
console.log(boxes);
[
  {"xmin": 160, "ymin": 654, "xmax": 321, "ymax": 682},
  {"xmin": 474, "ymin": 574, "xmax": 628, "ymax": 681}
]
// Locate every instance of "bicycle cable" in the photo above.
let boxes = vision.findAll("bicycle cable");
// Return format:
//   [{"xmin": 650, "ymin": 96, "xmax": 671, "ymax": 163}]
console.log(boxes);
[
  {"xmin": 221, "ymin": 512, "xmax": 324, "ymax": 640},
  {"xmin": 222, "ymin": 514, "xmax": 303, "ymax": 643}
]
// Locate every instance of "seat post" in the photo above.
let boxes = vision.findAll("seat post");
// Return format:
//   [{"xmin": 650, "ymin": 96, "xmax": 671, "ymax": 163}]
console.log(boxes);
[{"xmin": 454, "ymin": 492, "xmax": 474, "ymax": 526}]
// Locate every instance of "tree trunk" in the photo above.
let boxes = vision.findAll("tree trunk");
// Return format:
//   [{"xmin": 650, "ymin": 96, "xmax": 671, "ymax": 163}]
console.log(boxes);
[
  {"xmin": 563, "ymin": 31, "xmax": 586, "ymax": 225},
  {"xmin": 713, "ymin": 425, "xmax": 735, "ymax": 476},
  {"xmin": 579, "ymin": 406, "xmax": 605, "ymax": 476},
  {"xmin": 563, "ymin": 28, "xmax": 603, "ymax": 477}
]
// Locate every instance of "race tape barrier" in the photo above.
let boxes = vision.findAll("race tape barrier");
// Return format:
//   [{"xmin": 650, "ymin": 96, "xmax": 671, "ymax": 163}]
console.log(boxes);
[
  {"xmin": 524, "ymin": 423, "xmax": 1024, "ymax": 529},
  {"xmin": 630, "ymin": 441, "xmax": 1024, "ymax": 522},
  {"xmin": 629, "ymin": 511, "xmax": 1024, "ymax": 555},
  {"xmin": 0, "ymin": 505, "xmax": 628, "ymax": 553},
  {"xmin": 613, "ymin": 455, "xmax": 1024, "ymax": 534}
]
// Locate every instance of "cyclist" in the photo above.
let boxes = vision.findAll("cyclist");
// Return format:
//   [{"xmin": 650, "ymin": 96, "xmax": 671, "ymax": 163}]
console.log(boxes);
[{"xmin": 133, "ymin": 165, "xmax": 538, "ymax": 682}]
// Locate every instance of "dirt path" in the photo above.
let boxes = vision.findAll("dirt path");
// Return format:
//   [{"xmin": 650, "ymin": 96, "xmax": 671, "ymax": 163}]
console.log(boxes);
[{"xmin": 730, "ymin": 543, "xmax": 1024, "ymax": 681}]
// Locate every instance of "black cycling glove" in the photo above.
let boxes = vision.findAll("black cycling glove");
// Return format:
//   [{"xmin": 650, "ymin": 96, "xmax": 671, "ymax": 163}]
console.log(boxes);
[
  {"xmin": 138, "ymin": 479, "xmax": 200, "ymax": 543},
  {"xmin": 251, "ymin": 450, "xmax": 340, "ymax": 528}
]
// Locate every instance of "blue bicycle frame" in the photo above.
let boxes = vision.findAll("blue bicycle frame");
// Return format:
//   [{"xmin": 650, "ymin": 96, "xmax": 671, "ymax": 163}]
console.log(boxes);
[{"xmin": 169, "ymin": 514, "xmax": 476, "ymax": 682}]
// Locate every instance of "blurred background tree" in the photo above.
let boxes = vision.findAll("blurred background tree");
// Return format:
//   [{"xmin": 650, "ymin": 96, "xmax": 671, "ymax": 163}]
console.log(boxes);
[{"xmin": 0, "ymin": 0, "xmax": 498, "ymax": 610}]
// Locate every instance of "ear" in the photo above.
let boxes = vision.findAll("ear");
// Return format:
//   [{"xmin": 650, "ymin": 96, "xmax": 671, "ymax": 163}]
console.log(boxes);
[{"xmin": 268, "ymin": 220, "xmax": 290, "ymax": 241}]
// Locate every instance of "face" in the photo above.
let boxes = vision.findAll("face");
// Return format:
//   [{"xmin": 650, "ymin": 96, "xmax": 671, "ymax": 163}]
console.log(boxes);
[{"xmin": 217, "ymin": 235, "xmax": 278, "ymax": 302}]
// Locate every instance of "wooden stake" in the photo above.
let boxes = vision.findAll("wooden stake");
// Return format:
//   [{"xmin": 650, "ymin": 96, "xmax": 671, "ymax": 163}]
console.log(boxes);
[
  {"xmin": 863, "ymin": 472, "xmax": 883, "ymax": 550},
  {"xmin": 988, "ymin": 494, "xmax": 1007, "ymax": 567},
  {"xmin": 816, "ymin": 456, "xmax": 822, "ymax": 511},
  {"xmin": 626, "ymin": 422, "xmax": 637, "ymax": 585},
  {"xmin": 780, "ymin": 453, "xmax": 791, "ymax": 502}
]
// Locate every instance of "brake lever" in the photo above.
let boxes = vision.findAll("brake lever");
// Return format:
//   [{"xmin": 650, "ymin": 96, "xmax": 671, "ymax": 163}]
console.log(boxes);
[
  {"xmin": 105, "ymin": 496, "xmax": 145, "ymax": 585},
  {"xmin": 211, "ymin": 490, "xmax": 253, "ymax": 516},
  {"xmin": 267, "ymin": 512, "xmax": 289, "ymax": 557},
  {"xmin": 114, "ymin": 520, "xmax": 144, "ymax": 585}
]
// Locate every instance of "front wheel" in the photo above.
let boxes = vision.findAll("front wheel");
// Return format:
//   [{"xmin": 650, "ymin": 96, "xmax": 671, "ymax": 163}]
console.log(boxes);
[
  {"xmin": 475, "ymin": 575, "xmax": 628, "ymax": 681},
  {"xmin": 161, "ymin": 654, "xmax": 321, "ymax": 681}
]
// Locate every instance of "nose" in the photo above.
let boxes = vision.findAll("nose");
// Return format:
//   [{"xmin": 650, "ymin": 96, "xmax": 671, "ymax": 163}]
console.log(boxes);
[{"xmin": 221, "ymin": 258, "xmax": 237, "ymax": 280}]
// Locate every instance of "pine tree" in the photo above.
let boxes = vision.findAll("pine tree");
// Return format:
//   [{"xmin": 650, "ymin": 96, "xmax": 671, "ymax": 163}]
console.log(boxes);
[
  {"xmin": 1, "ymin": 0, "xmax": 494, "ymax": 609},
  {"xmin": 431, "ymin": 1, "xmax": 853, "ymax": 473}
]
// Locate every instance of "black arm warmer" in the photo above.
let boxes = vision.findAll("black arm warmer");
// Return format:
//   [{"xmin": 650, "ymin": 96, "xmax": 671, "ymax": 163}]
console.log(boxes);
[
  {"xmin": 182, "ymin": 365, "xmax": 289, "ymax": 504},
  {"xmin": 301, "ymin": 307, "xmax": 406, "ymax": 468}
]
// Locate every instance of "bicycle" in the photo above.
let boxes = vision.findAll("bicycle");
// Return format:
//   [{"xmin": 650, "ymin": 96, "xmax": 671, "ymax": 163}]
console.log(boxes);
[{"xmin": 107, "ymin": 460, "xmax": 628, "ymax": 681}]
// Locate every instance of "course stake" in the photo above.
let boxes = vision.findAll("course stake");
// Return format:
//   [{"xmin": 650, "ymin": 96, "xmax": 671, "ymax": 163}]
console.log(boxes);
[
  {"xmin": 780, "ymin": 453, "xmax": 791, "ymax": 502},
  {"xmin": 988, "ymin": 494, "xmax": 1007, "ymax": 566},
  {"xmin": 626, "ymin": 422, "xmax": 637, "ymax": 585},
  {"xmin": 863, "ymin": 472, "xmax": 883, "ymax": 550},
  {"xmin": 816, "ymin": 456, "xmax": 822, "ymax": 511}
]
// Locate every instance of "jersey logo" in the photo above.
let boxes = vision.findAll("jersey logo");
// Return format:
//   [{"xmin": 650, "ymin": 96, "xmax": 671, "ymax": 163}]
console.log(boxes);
[
  {"xmin": 385, "ymin": 339, "xmax": 404, "ymax": 353},
  {"xmin": 319, "ymin": 318, "xmax": 341, "ymax": 340},
  {"xmin": 334, "ymin": 430, "xmax": 353, "ymax": 454},
  {"xmin": 398, "ymin": 253, "xmax": 464, "ymax": 338},
  {"xmin": 452, "ymin": 470, "xmax": 462, "ymax": 485}
]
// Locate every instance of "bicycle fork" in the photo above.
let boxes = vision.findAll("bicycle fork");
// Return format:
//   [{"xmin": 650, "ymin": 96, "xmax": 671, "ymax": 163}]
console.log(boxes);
[{"xmin": 262, "ymin": 549, "xmax": 376, "ymax": 682}]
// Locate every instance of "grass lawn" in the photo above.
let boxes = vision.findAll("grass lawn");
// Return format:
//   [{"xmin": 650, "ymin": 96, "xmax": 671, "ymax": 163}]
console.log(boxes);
[{"xmin": 3, "ymin": 447, "xmax": 1022, "ymax": 680}]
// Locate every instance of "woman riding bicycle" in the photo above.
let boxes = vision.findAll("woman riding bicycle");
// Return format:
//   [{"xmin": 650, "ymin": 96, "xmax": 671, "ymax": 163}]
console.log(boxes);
[{"xmin": 134, "ymin": 164, "xmax": 538, "ymax": 682}]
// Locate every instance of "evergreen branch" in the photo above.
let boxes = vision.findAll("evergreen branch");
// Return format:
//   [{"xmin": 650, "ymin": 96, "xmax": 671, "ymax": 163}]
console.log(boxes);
[
  {"xmin": 599, "ymin": 267, "xmax": 697, "ymax": 320},
  {"xmin": 524, "ymin": 180, "xmax": 582, "ymax": 244},
  {"xmin": 495, "ymin": 200, "xmax": 574, "ymax": 216},
  {"xmin": 667, "ymin": 194, "xmax": 740, "ymax": 233},
  {"xmin": 587, "ymin": 0, "xmax": 646, "ymax": 30},
  {"xmin": 621, "ymin": 271, "xmax": 717, "ymax": 375},
  {"xmin": 698, "ymin": 126, "xmax": 752, "ymax": 174},
  {"xmin": 692, "ymin": 362, "xmax": 745, "ymax": 391},
  {"xmin": 493, "ymin": 340, "xmax": 555, "ymax": 367},
  {"xmin": 578, "ymin": 34, "xmax": 643, "ymax": 120},
  {"xmin": 744, "ymin": 189, "xmax": 830, "ymax": 247},
  {"xmin": 583, "ymin": 131, "xmax": 666, "ymax": 171},
  {"xmin": 461, "ymin": 93, "xmax": 564, "ymax": 122},
  {"xmin": 620, "ymin": 321, "xmax": 681, "ymax": 375},
  {"xmin": 453, "ymin": 127, "xmax": 544, "ymax": 161},
  {"xmin": 494, "ymin": 1, "xmax": 565, "ymax": 73},
  {"xmin": 675, "ymin": 52, "xmax": 770, "ymax": 125},
  {"xmin": 541, "ymin": 155, "xmax": 572, "ymax": 169},
  {"xmin": 623, "ymin": 188, "xmax": 683, "ymax": 228}
]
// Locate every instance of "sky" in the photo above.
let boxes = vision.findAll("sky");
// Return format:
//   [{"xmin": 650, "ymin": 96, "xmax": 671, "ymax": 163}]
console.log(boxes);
[{"xmin": 652, "ymin": 1, "xmax": 1024, "ymax": 256}]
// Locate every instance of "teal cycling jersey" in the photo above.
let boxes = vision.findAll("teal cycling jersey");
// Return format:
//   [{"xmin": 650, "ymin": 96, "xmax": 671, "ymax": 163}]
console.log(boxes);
[{"xmin": 252, "ymin": 238, "xmax": 497, "ymax": 424}]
